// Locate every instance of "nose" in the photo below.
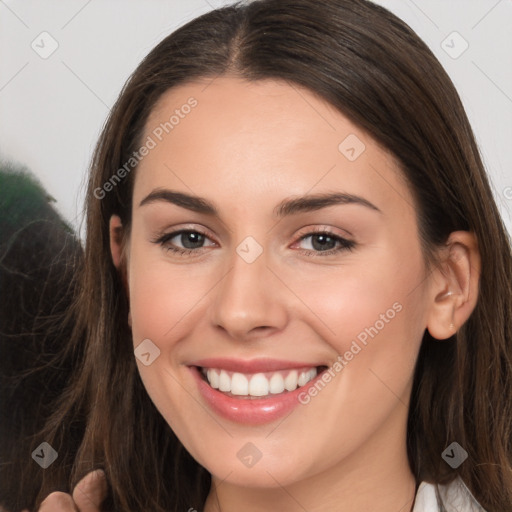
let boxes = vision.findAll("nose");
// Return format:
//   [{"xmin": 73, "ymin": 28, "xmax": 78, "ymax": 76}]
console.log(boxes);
[{"xmin": 209, "ymin": 244, "xmax": 289, "ymax": 341}]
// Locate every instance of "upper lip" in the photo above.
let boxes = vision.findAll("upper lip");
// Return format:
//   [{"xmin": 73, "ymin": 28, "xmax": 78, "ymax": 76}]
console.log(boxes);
[{"xmin": 188, "ymin": 357, "xmax": 324, "ymax": 374}]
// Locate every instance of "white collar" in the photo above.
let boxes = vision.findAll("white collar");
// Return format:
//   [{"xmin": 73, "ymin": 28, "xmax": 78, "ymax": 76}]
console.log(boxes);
[{"xmin": 412, "ymin": 477, "xmax": 487, "ymax": 512}]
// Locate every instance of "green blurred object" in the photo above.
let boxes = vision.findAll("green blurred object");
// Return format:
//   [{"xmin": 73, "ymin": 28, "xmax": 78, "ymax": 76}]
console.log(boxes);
[
  {"xmin": 0, "ymin": 159, "xmax": 73, "ymax": 239},
  {"xmin": 0, "ymin": 158, "xmax": 84, "ymax": 512}
]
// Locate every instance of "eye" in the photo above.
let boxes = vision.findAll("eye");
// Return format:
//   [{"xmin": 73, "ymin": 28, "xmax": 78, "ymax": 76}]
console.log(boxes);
[
  {"xmin": 293, "ymin": 227, "xmax": 356, "ymax": 257},
  {"xmin": 152, "ymin": 229, "xmax": 216, "ymax": 256}
]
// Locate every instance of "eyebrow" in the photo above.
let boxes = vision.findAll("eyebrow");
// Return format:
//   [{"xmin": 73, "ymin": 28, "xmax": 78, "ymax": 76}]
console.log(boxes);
[{"xmin": 139, "ymin": 188, "xmax": 382, "ymax": 217}]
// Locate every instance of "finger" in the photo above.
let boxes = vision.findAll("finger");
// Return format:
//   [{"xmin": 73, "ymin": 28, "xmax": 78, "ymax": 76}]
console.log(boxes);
[
  {"xmin": 72, "ymin": 469, "xmax": 108, "ymax": 512},
  {"xmin": 38, "ymin": 491, "xmax": 78, "ymax": 512}
]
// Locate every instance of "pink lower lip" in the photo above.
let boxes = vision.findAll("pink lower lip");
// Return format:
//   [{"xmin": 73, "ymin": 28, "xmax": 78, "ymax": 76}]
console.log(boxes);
[{"xmin": 189, "ymin": 366, "xmax": 323, "ymax": 425}]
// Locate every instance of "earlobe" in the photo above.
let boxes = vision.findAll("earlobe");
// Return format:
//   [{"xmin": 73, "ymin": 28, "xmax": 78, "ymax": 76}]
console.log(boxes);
[
  {"xmin": 426, "ymin": 231, "xmax": 481, "ymax": 340},
  {"xmin": 109, "ymin": 215, "xmax": 130, "ymax": 300}
]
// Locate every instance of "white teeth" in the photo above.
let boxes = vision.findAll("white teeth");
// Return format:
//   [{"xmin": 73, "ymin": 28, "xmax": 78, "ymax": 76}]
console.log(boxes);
[
  {"xmin": 203, "ymin": 367, "xmax": 318, "ymax": 397},
  {"xmin": 219, "ymin": 370, "xmax": 231, "ymax": 392},
  {"xmin": 231, "ymin": 373, "xmax": 249, "ymax": 395},
  {"xmin": 298, "ymin": 371, "xmax": 308, "ymax": 387},
  {"xmin": 284, "ymin": 370, "xmax": 298, "ymax": 391},
  {"xmin": 207, "ymin": 369, "xmax": 219, "ymax": 389},
  {"xmin": 269, "ymin": 373, "xmax": 285, "ymax": 394},
  {"xmin": 249, "ymin": 373, "xmax": 269, "ymax": 396}
]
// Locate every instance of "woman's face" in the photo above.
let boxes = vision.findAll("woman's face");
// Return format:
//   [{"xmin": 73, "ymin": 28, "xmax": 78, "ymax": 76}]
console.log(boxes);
[{"xmin": 118, "ymin": 76, "xmax": 436, "ymax": 489}]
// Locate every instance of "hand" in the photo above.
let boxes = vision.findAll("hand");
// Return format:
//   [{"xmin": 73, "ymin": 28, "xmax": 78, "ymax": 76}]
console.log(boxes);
[{"xmin": 38, "ymin": 469, "xmax": 107, "ymax": 512}]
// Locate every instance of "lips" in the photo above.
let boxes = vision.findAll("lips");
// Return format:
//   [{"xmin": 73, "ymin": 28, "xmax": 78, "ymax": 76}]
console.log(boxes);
[{"xmin": 187, "ymin": 358, "xmax": 328, "ymax": 424}]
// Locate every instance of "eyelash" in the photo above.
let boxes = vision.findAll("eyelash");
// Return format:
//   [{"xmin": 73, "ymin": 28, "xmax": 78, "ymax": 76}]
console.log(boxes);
[{"xmin": 152, "ymin": 227, "xmax": 356, "ymax": 258}]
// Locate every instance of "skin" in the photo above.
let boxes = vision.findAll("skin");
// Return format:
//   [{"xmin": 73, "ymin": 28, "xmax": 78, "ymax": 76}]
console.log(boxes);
[
  {"xmin": 40, "ymin": 76, "xmax": 480, "ymax": 511},
  {"xmin": 37, "ymin": 470, "xmax": 107, "ymax": 511}
]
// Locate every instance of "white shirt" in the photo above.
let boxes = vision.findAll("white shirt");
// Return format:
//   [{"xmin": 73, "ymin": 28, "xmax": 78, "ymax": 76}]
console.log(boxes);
[{"xmin": 412, "ymin": 477, "xmax": 487, "ymax": 511}]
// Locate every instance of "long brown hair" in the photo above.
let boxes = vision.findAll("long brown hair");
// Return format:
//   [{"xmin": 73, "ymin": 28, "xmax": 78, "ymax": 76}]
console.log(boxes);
[{"xmin": 28, "ymin": 0, "xmax": 512, "ymax": 509}]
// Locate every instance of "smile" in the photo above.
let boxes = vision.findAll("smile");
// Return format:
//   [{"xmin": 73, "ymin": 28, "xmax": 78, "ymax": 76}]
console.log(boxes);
[
  {"xmin": 188, "ymin": 358, "xmax": 329, "ymax": 425},
  {"xmin": 200, "ymin": 367, "xmax": 319, "ymax": 398}
]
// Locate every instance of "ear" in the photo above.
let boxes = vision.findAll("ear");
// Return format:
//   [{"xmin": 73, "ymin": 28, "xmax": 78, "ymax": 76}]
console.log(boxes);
[
  {"xmin": 109, "ymin": 215, "xmax": 124, "ymax": 269},
  {"xmin": 426, "ymin": 231, "xmax": 481, "ymax": 340},
  {"xmin": 109, "ymin": 215, "xmax": 130, "ymax": 300}
]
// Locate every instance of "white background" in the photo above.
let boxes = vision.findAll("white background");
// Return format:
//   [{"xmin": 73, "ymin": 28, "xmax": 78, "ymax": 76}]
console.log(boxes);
[{"xmin": 1, "ymin": 0, "xmax": 511, "ymax": 238}]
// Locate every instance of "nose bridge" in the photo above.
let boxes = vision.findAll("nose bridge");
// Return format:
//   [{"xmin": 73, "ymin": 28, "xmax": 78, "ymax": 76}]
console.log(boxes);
[{"xmin": 209, "ymin": 234, "xmax": 288, "ymax": 339}]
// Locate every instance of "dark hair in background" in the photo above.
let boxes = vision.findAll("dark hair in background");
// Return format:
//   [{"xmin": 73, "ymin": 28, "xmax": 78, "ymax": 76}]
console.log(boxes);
[
  {"xmin": 0, "ymin": 163, "xmax": 85, "ymax": 511},
  {"xmin": 23, "ymin": 0, "xmax": 512, "ymax": 510}
]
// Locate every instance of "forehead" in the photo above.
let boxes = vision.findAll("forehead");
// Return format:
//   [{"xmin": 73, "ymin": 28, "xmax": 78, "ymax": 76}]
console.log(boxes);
[{"xmin": 134, "ymin": 76, "xmax": 413, "ymax": 220}]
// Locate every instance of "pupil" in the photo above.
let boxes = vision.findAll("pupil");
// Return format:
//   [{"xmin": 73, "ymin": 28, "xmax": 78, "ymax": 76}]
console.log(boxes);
[
  {"xmin": 312, "ymin": 234, "xmax": 334, "ymax": 251},
  {"xmin": 182, "ymin": 232, "xmax": 204, "ymax": 249}
]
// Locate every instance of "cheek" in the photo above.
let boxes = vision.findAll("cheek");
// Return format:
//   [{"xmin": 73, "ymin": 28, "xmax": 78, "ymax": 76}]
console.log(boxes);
[
  {"xmin": 126, "ymin": 245, "xmax": 218, "ymax": 423},
  {"xmin": 126, "ymin": 251, "xmax": 204, "ymax": 444},
  {"xmin": 296, "ymin": 246, "xmax": 427, "ymax": 410},
  {"xmin": 128, "ymin": 247, "xmax": 210, "ymax": 346},
  {"xmin": 280, "ymin": 255, "xmax": 427, "ymax": 470},
  {"xmin": 292, "ymin": 248, "xmax": 424, "ymax": 351}
]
